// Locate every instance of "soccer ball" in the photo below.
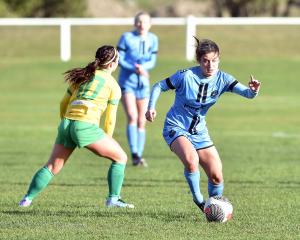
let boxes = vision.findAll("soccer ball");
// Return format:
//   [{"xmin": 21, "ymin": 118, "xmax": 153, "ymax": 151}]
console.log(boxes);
[{"xmin": 204, "ymin": 196, "xmax": 233, "ymax": 223}]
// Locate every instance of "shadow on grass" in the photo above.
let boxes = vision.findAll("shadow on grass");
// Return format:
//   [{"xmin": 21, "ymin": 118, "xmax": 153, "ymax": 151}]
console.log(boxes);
[
  {"xmin": 0, "ymin": 177, "xmax": 186, "ymax": 188},
  {"xmin": 228, "ymin": 179, "xmax": 300, "ymax": 186},
  {"xmin": 227, "ymin": 180, "xmax": 264, "ymax": 184},
  {"xmin": 227, "ymin": 180, "xmax": 300, "ymax": 189},
  {"xmin": 1, "ymin": 208, "xmax": 198, "ymax": 223},
  {"xmin": 277, "ymin": 180, "xmax": 300, "ymax": 185},
  {"xmin": 1, "ymin": 179, "xmax": 299, "ymax": 189}
]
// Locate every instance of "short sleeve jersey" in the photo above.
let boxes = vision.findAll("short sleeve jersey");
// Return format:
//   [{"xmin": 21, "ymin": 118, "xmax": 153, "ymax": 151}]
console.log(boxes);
[
  {"xmin": 163, "ymin": 66, "xmax": 236, "ymax": 134},
  {"xmin": 117, "ymin": 30, "xmax": 158, "ymax": 71},
  {"xmin": 64, "ymin": 69, "xmax": 121, "ymax": 125}
]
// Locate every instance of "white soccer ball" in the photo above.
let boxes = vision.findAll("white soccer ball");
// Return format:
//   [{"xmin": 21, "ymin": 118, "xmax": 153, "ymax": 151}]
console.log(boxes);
[{"xmin": 204, "ymin": 196, "xmax": 233, "ymax": 223}]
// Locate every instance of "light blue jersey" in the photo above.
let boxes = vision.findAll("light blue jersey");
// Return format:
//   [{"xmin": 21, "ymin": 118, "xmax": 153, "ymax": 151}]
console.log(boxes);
[
  {"xmin": 117, "ymin": 30, "xmax": 158, "ymax": 99},
  {"xmin": 148, "ymin": 66, "xmax": 258, "ymax": 149}
]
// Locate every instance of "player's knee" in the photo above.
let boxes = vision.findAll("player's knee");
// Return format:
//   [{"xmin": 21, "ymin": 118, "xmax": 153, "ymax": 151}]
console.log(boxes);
[
  {"xmin": 209, "ymin": 173, "xmax": 223, "ymax": 185},
  {"xmin": 137, "ymin": 119, "xmax": 146, "ymax": 129},
  {"xmin": 46, "ymin": 160, "xmax": 63, "ymax": 175},
  {"xmin": 185, "ymin": 157, "xmax": 199, "ymax": 172},
  {"xmin": 128, "ymin": 114, "xmax": 138, "ymax": 124},
  {"xmin": 117, "ymin": 150, "xmax": 128, "ymax": 164}
]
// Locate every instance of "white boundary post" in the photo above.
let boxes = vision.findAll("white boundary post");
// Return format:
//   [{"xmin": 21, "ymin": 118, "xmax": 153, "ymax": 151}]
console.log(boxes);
[
  {"xmin": 186, "ymin": 15, "xmax": 196, "ymax": 61},
  {"xmin": 60, "ymin": 20, "xmax": 71, "ymax": 62}
]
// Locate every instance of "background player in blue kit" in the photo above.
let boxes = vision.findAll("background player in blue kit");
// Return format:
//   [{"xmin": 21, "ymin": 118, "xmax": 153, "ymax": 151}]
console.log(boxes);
[
  {"xmin": 117, "ymin": 12, "xmax": 159, "ymax": 166},
  {"xmin": 145, "ymin": 38, "xmax": 261, "ymax": 212}
]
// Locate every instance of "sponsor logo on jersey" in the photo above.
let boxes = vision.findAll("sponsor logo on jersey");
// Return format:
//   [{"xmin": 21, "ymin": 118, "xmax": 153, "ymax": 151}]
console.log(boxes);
[
  {"xmin": 184, "ymin": 103, "xmax": 201, "ymax": 112},
  {"xmin": 211, "ymin": 90, "xmax": 218, "ymax": 98}
]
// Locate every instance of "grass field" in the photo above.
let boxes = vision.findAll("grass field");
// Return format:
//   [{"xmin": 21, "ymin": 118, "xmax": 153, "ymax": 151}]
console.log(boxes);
[{"xmin": 0, "ymin": 24, "xmax": 300, "ymax": 240}]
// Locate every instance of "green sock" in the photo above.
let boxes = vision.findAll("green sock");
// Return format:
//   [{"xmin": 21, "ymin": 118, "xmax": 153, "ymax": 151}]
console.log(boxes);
[
  {"xmin": 107, "ymin": 162, "xmax": 126, "ymax": 198},
  {"xmin": 26, "ymin": 166, "xmax": 54, "ymax": 200}
]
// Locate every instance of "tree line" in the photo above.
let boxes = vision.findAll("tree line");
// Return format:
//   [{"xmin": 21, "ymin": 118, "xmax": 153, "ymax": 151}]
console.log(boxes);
[
  {"xmin": 0, "ymin": 0, "xmax": 86, "ymax": 17},
  {"xmin": 213, "ymin": 0, "xmax": 300, "ymax": 17},
  {"xmin": 0, "ymin": 0, "xmax": 299, "ymax": 17}
]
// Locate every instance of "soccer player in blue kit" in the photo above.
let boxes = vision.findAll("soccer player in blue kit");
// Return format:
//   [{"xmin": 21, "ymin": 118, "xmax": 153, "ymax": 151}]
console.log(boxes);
[
  {"xmin": 145, "ymin": 38, "xmax": 261, "ymax": 212},
  {"xmin": 117, "ymin": 12, "xmax": 158, "ymax": 166}
]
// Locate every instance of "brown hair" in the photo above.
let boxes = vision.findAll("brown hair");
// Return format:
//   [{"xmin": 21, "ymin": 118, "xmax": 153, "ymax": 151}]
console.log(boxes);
[
  {"xmin": 194, "ymin": 37, "xmax": 220, "ymax": 63},
  {"xmin": 64, "ymin": 45, "xmax": 118, "ymax": 86}
]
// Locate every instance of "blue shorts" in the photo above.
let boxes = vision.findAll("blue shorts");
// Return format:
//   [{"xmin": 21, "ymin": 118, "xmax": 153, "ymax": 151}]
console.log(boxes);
[
  {"xmin": 119, "ymin": 70, "xmax": 150, "ymax": 99},
  {"xmin": 120, "ymin": 83, "xmax": 150, "ymax": 99},
  {"xmin": 163, "ymin": 124, "xmax": 213, "ymax": 150}
]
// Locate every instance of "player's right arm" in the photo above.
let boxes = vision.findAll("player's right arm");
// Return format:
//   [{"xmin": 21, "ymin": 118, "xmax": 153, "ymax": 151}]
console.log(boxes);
[
  {"xmin": 146, "ymin": 71, "xmax": 181, "ymax": 122},
  {"xmin": 117, "ymin": 34, "xmax": 136, "ymax": 71},
  {"xmin": 59, "ymin": 87, "xmax": 73, "ymax": 119},
  {"xmin": 146, "ymin": 81, "xmax": 165, "ymax": 122},
  {"xmin": 104, "ymin": 102, "xmax": 118, "ymax": 136}
]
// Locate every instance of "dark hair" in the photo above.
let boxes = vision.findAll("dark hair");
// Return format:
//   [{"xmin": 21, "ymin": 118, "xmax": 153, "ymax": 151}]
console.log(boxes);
[
  {"xmin": 194, "ymin": 37, "xmax": 220, "ymax": 63},
  {"xmin": 64, "ymin": 45, "xmax": 118, "ymax": 86}
]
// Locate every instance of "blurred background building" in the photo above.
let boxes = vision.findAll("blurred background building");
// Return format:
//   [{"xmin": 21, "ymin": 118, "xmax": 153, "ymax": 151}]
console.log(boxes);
[{"xmin": 0, "ymin": 0, "xmax": 300, "ymax": 18}]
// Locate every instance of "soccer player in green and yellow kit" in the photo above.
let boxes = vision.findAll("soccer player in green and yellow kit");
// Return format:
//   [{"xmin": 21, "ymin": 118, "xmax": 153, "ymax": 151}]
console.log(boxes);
[{"xmin": 19, "ymin": 45, "xmax": 134, "ymax": 208}]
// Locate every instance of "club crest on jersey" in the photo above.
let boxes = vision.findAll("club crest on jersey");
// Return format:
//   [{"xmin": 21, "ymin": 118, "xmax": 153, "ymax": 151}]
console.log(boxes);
[
  {"xmin": 168, "ymin": 130, "xmax": 176, "ymax": 138},
  {"xmin": 211, "ymin": 90, "xmax": 218, "ymax": 98},
  {"xmin": 179, "ymin": 69, "xmax": 188, "ymax": 73}
]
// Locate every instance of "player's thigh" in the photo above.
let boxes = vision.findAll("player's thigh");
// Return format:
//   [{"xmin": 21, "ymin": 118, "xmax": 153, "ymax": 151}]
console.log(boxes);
[
  {"xmin": 171, "ymin": 136, "xmax": 199, "ymax": 172},
  {"xmin": 136, "ymin": 97, "xmax": 148, "ymax": 128},
  {"xmin": 46, "ymin": 143, "xmax": 75, "ymax": 175},
  {"xmin": 197, "ymin": 146, "xmax": 223, "ymax": 182},
  {"xmin": 86, "ymin": 135, "xmax": 127, "ymax": 164},
  {"xmin": 121, "ymin": 93, "xmax": 138, "ymax": 122}
]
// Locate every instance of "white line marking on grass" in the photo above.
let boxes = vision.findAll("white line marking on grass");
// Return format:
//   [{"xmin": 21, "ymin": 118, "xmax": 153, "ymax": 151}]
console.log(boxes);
[
  {"xmin": 215, "ymin": 131, "xmax": 300, "ymax": 139},
  {"xmin": 272, "ymin": 132, "xmax": 300, "ymax": 138}
]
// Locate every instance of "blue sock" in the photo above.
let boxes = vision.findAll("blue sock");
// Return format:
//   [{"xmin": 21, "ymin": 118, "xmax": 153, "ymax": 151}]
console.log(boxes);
[
  {"xmin": 184, "ymin": 169, "xmax": 204, "ymax": 204},
  {"xmin": 208, "ymin": 180, "xmax": 224, "ymax": 197},
  {"xmin": 137, "ymin": 129, "xmax": 145, "ymax": 157},
  {"xmin": 127, "ymin": 124, "xmax": 138, "ymax": 154}
]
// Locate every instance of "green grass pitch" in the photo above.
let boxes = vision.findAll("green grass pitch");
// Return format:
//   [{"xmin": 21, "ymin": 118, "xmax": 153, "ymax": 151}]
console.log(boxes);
[{"xmin": 0, "ymin": 25, "xmax": 299, "ymax": 239}]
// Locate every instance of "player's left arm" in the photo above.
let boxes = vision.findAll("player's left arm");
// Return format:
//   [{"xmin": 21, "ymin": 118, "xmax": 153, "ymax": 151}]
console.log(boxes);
[
  {"xmin": 229, "ymin": 75, "xmax": 261, "ymax": 99},
  {"xmin": 104, "ymin": 84, "xmax": 121, "ymax": 136},
  {"xmin": 248, "ymin": 75, "xmax": 261, "ymax": 93},
  {"xmin": 140, "ymin": 35, "xmax": 159, "ymax": 71}
]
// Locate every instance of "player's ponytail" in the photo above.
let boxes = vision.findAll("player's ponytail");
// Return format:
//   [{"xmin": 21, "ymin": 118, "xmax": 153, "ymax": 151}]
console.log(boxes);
[{"xmin": 64, "ymin": 45, "xmax": 118, "ymax": 86}]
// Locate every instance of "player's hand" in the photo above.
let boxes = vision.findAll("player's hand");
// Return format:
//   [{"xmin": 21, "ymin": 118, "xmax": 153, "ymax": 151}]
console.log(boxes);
[
  {"xmin": 249, "ymin": 75, "xmax": 261, "ymax": 92},
  {"xmin": 135, "ymin": 64, "xmax": 149, "ymax": 78},
  {"xmin": 145, "ymin": 109, "xmax": 156, "ymax": 122}
]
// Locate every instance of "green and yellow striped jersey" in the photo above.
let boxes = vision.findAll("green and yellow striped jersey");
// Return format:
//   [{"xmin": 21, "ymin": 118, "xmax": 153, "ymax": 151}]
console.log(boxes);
[{"xmin": 60, "ymin": 69, "xmax": 121, "ymax": 136}]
